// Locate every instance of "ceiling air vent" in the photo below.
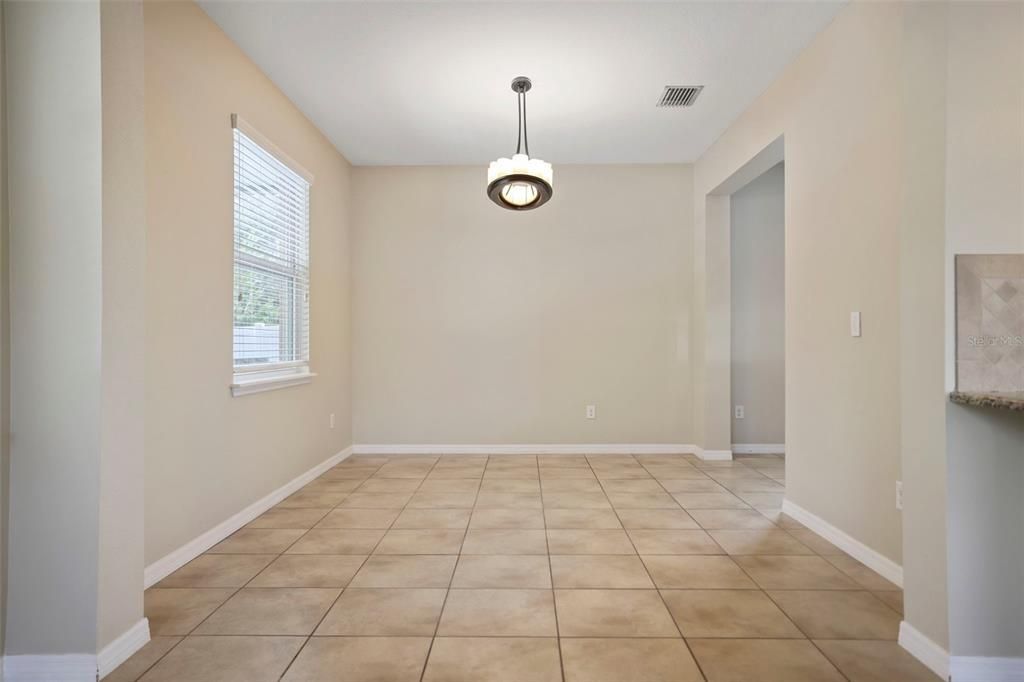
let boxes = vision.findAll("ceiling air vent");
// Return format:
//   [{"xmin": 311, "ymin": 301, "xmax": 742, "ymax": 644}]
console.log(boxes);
[{"xmin": 657, "ymin": 85, "xmax": 703, "ymax": 108}]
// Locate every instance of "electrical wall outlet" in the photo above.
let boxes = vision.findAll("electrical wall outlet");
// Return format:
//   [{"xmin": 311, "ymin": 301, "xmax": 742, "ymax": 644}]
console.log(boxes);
[
  {"xmin": 329, "ymin": 413, "xmax": 336, "ymax": 429},
  {"xmin": 734, "ymin": 405, "xmax": 745, "ymax": 419},
  {"xmin": 896, "ymin": 481, "xmax": 903, "ymax": 510},
  {"xmin": 586, "ymin": 405, "xmax": 596, "ymax": 419}
]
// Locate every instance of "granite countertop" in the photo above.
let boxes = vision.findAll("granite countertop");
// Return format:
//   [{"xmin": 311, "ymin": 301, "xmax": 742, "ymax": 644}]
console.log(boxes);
[{"xmin": 950, "ymin": 391, "xmax": 1024, "ymax": 412}]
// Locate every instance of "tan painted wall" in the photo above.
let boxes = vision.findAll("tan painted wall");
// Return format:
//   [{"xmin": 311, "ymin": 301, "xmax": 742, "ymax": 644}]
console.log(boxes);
[
  {"xmin": 694, "ymin": 0, "xmax": 905, "ymax": 566},
  {"xmin": 730, "ymin": 163, "xmax": 785, "ymax": 446},
  {"xmin": 352, "ymin": 165, "xmax": 693, "ymax": 445},
  {"xmin": 0, "ymin": 0, "xmax": 9, "ymax": 654},
  {"xmin": 143, "ymin": 1, "xmax": 353, "ymax": 565}
]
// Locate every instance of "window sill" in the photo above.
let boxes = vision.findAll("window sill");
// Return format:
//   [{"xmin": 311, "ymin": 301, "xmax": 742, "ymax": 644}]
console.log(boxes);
[{"xmin": 231, "ymin": 370, "xmax": 316, "ymax": 397}]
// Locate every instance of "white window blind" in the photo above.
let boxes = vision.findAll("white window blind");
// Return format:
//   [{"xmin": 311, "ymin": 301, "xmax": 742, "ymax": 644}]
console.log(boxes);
[{"xmin": 231, "ymin": 116, "xmax": 312, "ymax": 393}]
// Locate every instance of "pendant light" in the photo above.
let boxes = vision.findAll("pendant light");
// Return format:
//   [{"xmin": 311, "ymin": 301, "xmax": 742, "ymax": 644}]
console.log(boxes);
[{"xmin": 487, "ymin": 76, "xmax": 553, "ymax": 211}]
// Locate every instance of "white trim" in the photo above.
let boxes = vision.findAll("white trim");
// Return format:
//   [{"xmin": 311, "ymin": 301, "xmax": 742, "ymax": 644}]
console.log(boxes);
[
  {"xmin": 98, "ymin": 618, "xmax": 150, "ymax": 679},
  {"xmin": 230, "ymin": 113, "xmax": 314, "ymax": 184},
  {"xmin": 144, "ymin": 446, "xmax": 353, "ymax": 587},
  {"xmin": 899, "ymin": 621, "xmax": 950, "ymax": 680},
  {"xmin": 732, "ymin": 443, "xmax": 785, "ymax": 455},
  {"xmin": 781, "ymin": 498, "xmax": 903, "ymax": 586},
  {"xmin": 351, "ymin": 444, "xmax": 698, "ymax": 455},
  {"xmin": 2, "ymin": 655, "xmax": 96, "ymax": 682},
  {"xmin": 695, "ymin": 447, "xmax": 734, "ymax": 461},
  {"xmin": 230, "ymin": 370, "xmax": 316, "ymax": 397},
  {"xmin": 950, "ymin": 656, "xmax": 1024, "ymax": 681}
]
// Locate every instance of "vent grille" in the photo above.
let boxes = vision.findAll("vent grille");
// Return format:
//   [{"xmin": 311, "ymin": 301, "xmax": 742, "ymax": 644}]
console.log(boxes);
[{"xmin": 657, "ymin": 85, "xmax": 703, "ymax": 108}]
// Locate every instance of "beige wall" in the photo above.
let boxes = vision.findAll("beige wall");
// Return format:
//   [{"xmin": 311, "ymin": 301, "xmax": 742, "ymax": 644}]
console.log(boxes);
[
  {"xmin": 143, "ymin": 1, "xmax": 353, "ymax": 565},
  {"xmin": 694, "ymin": 0, "xmax": 905, "ymax": 566},
  {"xmin": 730, "ymin": 163, "xmax": 785, "ymax": 446},
  {"xmin": 5, "ymin": 0, "xmax": 104, "ymax": 654},
  {"xmin": 352, "ymin": 165, "xmax": 693, "ymax": 445},
  {"xmin": 0, "ymin": 0, "xmax": 9, "ymax": 654}
]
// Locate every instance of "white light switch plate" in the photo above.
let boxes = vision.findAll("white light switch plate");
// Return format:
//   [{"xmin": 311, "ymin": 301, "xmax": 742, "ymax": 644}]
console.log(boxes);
[{"xmin": 850, "ymin": 311, "xmax": 862, "ymax": 337}]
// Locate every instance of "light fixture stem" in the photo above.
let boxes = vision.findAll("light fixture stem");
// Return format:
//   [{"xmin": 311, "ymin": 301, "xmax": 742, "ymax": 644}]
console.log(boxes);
[
  {"xmin": 522, "ymin": 90, "xmax": 529, "ymax": 157},
  {"xmin": 515, "ymin": 91, "xmax": 523, "ymax": 155}
]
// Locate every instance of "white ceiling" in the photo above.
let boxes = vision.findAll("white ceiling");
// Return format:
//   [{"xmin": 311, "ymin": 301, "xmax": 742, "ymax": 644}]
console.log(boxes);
[{"xmin": 199, "ymin": 1, "xmax": 844, "ymax": 165}]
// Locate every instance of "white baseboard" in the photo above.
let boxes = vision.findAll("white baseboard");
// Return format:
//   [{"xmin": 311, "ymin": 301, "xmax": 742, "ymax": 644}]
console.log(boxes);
[
  {"xmin": 951, "ymin": 656, "xmax": 1024, "ymax": 682},
  {"xmin": 732, "ymin": 443, "xmax": 785, "ymax": 455},
  {"xmin": 144, "ymin": 446, "xmax": 353, "ymax": 587},
  {"xmin": 352, "ymin": 444, "xmax": 698, "ymax": 455},
  {"xmin": 781, "ymin": 498, "xmax": 903, "ymax": 587},
  {"xmin": 2, "ymin": 655, "xmax": 97, "ymax": 682},
  {"xmin": 899, "ymin": 621, "xmax": 950, "ymax": 680},
  {"xmin": 98, "ymin": 618, "xmax": 150, "ymax": 679},
  {"xmin": 694, "ymin": 447, "xmax": 733, "ymax": 461}
]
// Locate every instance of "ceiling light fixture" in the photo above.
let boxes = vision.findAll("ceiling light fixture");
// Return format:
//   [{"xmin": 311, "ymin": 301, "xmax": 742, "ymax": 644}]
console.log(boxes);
[{"xmin": 487, "ymin": 76, "xmax": 553, "ymax": 211}]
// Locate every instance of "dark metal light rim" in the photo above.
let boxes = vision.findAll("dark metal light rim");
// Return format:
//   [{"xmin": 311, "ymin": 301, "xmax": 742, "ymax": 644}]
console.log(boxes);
[{"xmin": 486, "ymin": 173, "xmax": 554, "ymax": 211}]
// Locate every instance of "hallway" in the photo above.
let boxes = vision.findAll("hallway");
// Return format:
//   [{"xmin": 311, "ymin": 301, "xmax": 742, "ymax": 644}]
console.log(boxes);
[{"xmin": 113, "ymin": 454, "xmax": 935, "ymax": 681}]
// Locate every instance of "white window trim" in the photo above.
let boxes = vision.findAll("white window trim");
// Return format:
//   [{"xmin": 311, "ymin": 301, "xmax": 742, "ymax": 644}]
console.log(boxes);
[{"xmin": 230, "ymin": 114, "xmax": 314, "ymax": 397}]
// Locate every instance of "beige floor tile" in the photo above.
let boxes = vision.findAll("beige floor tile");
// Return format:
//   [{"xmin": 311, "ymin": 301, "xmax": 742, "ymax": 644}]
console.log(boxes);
[
  {"xmin": 538, "ymin": 467, "xmax": 597, "ymax": 479},
  {"xmin": 286, "ymin": 529, "xmax": 385, "ymax": 555},
  {"xmin": 247, "ymin": 507, "xmax": 332, "ymax": 529},
  {"xmin": 282, "ymin": 637, "xmax": 431, "ymax": 682},
  {"xmin": 661, "ymin": 589, "xmax": 802, "ymax": 638},
  {"xmin": 628, "ymin": 529, "xmax": 723, "ymax": 554},
  {"xmin": 643, "ymin": 467, "xmax": 706, "ymax": 480},
  {"xmin": 550, "ymin": 555, "xmax": 654, "ymax": 588},
  {"xmin": 277, "ymin": 490, "xmax": 350, "ymax": 508},
  {"xmin": 769, "ymin": 590, "xmax": 901, "ymax": 639},
  {"xmin": 422, "ymin": 637, "xmax": 561, "ymax": 682},
  {"xmin": 208, "ymin": 528, "xmax": 305, "ymax": 554},
  {"xmin": 356, "ymin": 478, "xmax": 423, "ymax": 493},
  {"xmin": 547, "ymin": 529, "xmax": 636, "ymax": 554},
  {"xmin": 561, "ymin": 638, "xmax": 704, "ymax": 682},
  {"xmin": 608, "ymin": 492, "xmax": 680, "ymax": 509},
  {"xmin": 671, "ymin": 492, "xmax": 748, "ymax": 509},
  {"xmin": 461, "ymin": 529, "xmax": 549, "ymax": 554},
  {"xmin": 544, "ymin": 508, "xmax": 623, "ymax": 529},
  {"xmin": 688, "ymin": 638, "xmax": 845, "ymax": 682},
  {"xmin": 316, "ymin": 588, "xmax": 446, "ymax": 635},
  {"xmin": 708, "ymin": 529, "xmax": 814, "ymax": 555},
  {"xmin": 249, "ymin": 555, "xmax": 367, "ymax": 588},
  {"xmin": 595, "ymin": 469, "xmax": 653, "ymax": 480},
  {"xmin": 734, "ymin": 556, "xmax": 859, "ymax": 590},
  {"xmin": 825, "ymin": 554, "xmax": 901, "ymax": 590},
  {"xmin": 452, "ymin": 555, "xmax": 552, "ymax": 588},
  {"xmin": 438, "ymin": 588, "xmax": 556, "ymax": 636},
  {"xmin": 407, "ymin": 491, "xmax": 478, "ymax": 508},
  {"xmin": 468, "ymin": 507, "xmax": 545, "ymax": 528},
  {"xmin": 874, "ymin": 590, "xmax": 904, "ymax": 614},
  {"xmin": 542, "ymin": 491, "xmax": 612, "ymax": 509},
  {"xmin": 417, "ymin": 478, "xmax": 481, "ymax": 493},
  {"xmin": 657, "ymin": 479, "xmax": 727, "ymax": 493},
  {"xmin": 720, "ymin": 478, "xmax": 786, "ymax": 493},
  {"xmin": 765, "ymin": 511, "xmax": 805, "ymax": 529},
  {"xmin": 688, "ymin": 509, "xmax": 778, "ymax": 530},
  {"xmin": 474, "ymin": 491, "xmax": 543, "ymax": 508},
  {"xmin": 302, "ymin": 478, "xmax": 364, "ymax": 493},
  {"xmin": 815, "ymin": 640, "xmax": 941, "ymax": 681},
  {"xmin": 480, "ymin": 478, "xmax": 541, "ymax": 493},
  {"xmin": 554, "ymin": 589, "xmax": 678, "ymax": 637},
  {"xmin": 374, "ymin": 529, "xmax": 465, "ymax": 554},
  {"xmin": 392, "ymin": 508, "xmax": 471, "ymax": 529},
  {"xmin": 193, "ymin": 587, "xmax": 340, "ymax": 635},
  {"xmin": 157, "ymin": 554, "xmax": 275, "ymax": 588},
  {"xmin": 375, "ymin": 463, "xmax": 436, "ymax": 479},
  {"xmin": 139, "ymin": 636, "xmax": 304, "ymax": 682},
  {"xmin": 786, "ymin": 529, "xmax": 845, "ymax": 555},
  {"xmin": 105, "ymin": 636, "xmax": 182, "ymax": 682},
  {"xmin": 425, "ymin": 468, "xmax": 484, "ymax": 480},
  {"xmin": 145, "ymin": 589, "xmax": 235, "ymax": 636},
  {"xmin": 600, "ymin": 479, "xmax": 666, "ymax": 493},
  {"xmin": 642, "ymin": 555, "xmax": 756, "ymax": 589},
  {"xmin": 541, "ymin": 478, "xmax": 604, "ymax": 492},
  {"xmin": 349, "ymin": 555, "xmax": 457, "ymax": 588},
  {"xmin": 617, "ymin": 508, "xmax": 700, "ymax": 529},
  {"xmin": 339, "ymin": 492, "xmax": 415, "ymax": 508},
  {"xmin": 315, "ymin": 508, "xmax": 401, "ymax": 529},
  {"xmin": 736, "ymin": 491, "xmax": 785, "ymax": 510}
]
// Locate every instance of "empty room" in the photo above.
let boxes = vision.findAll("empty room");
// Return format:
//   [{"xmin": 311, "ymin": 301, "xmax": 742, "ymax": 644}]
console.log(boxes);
[{"xmin": 1, "ymin": 0, "xmax": 1023, "ymax": 681}]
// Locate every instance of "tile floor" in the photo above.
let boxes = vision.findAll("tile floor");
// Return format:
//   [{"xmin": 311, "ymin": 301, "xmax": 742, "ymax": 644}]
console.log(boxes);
[{"xmin": 110, "ymin": 453, "xmax": 939, "ymax": 681}]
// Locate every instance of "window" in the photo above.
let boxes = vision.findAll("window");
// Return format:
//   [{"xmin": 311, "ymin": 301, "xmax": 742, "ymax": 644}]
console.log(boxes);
[{"xmin": 230, "ymin": 115, "xmax": 314, "ymax": 396}]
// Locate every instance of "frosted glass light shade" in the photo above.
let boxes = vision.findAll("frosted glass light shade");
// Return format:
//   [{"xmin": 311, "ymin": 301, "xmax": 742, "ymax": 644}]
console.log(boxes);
[{"xmin": 486, "ymin": 153, "xmax": 554, "ymax": 210}]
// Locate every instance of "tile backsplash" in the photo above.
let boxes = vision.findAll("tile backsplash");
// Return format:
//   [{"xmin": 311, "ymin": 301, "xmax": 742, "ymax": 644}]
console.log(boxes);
[{"xmin": 955, "ymin": 254, "xmax": 1024, "ymax": 392}]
